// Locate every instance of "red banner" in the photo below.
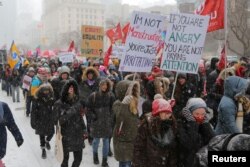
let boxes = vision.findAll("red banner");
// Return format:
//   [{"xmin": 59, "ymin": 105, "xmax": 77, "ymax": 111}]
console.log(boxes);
[{"xmin": 195, "ymin": 0, "xmax": 224, "ymax": 32}]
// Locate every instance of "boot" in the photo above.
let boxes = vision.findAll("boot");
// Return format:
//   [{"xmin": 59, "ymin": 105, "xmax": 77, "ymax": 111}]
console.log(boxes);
[
  {"xmin": 101, "ymin": 158, "xmax": 109, "ymax": 167},
  {"xmin": 93, "ymin": 153, "xmax": 99, "ymax": 164},
  {"xmin": 41, "ymin": 148, "xmax": 46, "ymax": 159},
  {"xmin": 108, "ymin": 149, "xmax": 113, "ymax": 157},
  {"xmin": 45, "ymin": 140, "xmax": 51, "ymax": 150}
]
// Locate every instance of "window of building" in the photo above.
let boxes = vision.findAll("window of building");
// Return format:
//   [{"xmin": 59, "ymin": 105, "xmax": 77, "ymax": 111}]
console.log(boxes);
[
  {"xmin": 86, "ymin": 15, "xmax": 88, "ymax": 19},
  {"xmin": 90, "ymin": 15, "xmax": 92, "ymax": 19}
]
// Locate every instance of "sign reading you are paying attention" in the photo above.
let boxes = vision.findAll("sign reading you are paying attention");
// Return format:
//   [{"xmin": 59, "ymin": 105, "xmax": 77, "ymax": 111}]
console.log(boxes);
[{"xmin": 161, "ymin": 13, "xmax": 209, "ymax": 74}]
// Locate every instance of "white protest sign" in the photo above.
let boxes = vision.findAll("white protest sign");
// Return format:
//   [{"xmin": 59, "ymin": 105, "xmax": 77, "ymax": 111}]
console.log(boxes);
[
  {"xmin": 59, "ymin": 52, "xmax": 75, "ymax": 63},
  {"xmin": 161, "ymin": 13, "xmax": 209, "ymax": 74},
  {"xmin": 22, "ymin": 75, "xmax": 32, "ymax": 90},
  {"xmin": 119, "ymin": 11, "xmax": 166, "ymax": 72},
  {"xmin": 112, "ymin": 45, "xmax": 126, "ymax": 59}
]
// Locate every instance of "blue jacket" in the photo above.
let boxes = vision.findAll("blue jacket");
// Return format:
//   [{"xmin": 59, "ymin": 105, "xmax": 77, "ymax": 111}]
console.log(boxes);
[
  {"xmin": 215, "ymin": 76, "xmax": 248, "ymax": 135},
  {"xmin": 0, "ymin": 101, "xmax": 23, "ymax": 159}
]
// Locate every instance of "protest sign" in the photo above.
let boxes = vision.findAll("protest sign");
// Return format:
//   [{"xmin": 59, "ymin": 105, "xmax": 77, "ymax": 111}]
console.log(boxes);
[
  {"xmin": 112, "ymin": 45, "xmax": 126, "ymax": 59},
  {"xmin": 161, "ymin": 13, "xmax": 209, "ymax": 74},
  {"xmin": 81, "ymin": 25, "xmax": 104, "ymax": 57},
  {"xmin": 119, "ymin": 11, "xmax": 166, "ymax": 72},
  {"xmin": 58, "ymin": 52, "xmax": 74, "ymax": 63},
  {"xmin": 22, "ymin": 75, "xmax": 32, "ymax": 90}
]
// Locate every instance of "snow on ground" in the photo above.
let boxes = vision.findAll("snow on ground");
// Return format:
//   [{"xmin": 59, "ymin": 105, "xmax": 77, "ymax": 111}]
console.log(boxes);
[{"xmin": 1, "ymin": 88, "xmax": 118, "ymax": 167}]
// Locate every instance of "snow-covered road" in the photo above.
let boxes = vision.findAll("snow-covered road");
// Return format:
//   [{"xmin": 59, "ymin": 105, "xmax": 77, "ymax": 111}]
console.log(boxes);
[{"xmin": 1, "ymin": 88, "xmax": 118, "ymax": 167}]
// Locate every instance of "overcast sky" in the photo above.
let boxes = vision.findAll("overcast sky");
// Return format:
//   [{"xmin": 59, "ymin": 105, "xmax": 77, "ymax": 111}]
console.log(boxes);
[{"xmin": 17, "ymin": 0, "xmax": 176, "ymax": 20}]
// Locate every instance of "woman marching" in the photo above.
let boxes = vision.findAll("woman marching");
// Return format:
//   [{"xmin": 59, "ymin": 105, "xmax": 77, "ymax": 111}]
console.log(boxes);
[
  {"xmin": 133, "ymin": 95, "xmax": 177, "ymax": 167},
  {"xmin": 53, "ymin": 79, "xmax": 86, "ymax": 167},
  {"xmin": 31, "ymin": 83, "xmax": 55, "ymax": 159}
]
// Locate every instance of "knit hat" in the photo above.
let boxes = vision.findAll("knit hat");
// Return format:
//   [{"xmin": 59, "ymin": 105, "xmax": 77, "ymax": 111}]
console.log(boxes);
[
  {"xmin": 60, "ymin": 66, "xmax": 70, "ymax": 75},
  {"xmin": 186, "ymin": 98, "xmax": 207, "ymax": 113},
  {"xmin": 152, "ymin": 98, "xmax": 172, "ymax": 116},
  {"xmin": 28, "ymin": 67, "xmax": 35, "ymax": 72}
]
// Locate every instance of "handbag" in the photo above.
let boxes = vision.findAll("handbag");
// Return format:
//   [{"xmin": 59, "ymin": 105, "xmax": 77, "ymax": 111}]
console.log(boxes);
[{"xmin": 55, "ymin": 122, "xmax": 64, "ymax": 163}]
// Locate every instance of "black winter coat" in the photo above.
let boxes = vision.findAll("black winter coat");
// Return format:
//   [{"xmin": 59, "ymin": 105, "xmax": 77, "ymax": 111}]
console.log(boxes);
[
  {"xmin": 87, "ymin": 86, "xmax": 115, "ymax": 138},
  {"xmin": 53, "ymin": 79, "xmax": 86, "ymax": 152},
  {"xmin": 176, "ymin": 113, "xmax": 214, "ymax": 167},
  {"xmin": 31, "ymin": 85, "xmax": 55, "ymax": 136}
]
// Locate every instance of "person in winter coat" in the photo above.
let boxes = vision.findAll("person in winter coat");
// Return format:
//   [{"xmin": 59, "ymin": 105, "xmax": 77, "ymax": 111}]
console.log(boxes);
[
  {"xmin": 53, "ymin": 79, "xmax": 86, "ymax": 167},
  {"xmin": 215, "ymin": 76, "xmax": 249, "ymax": 135},
  {"xmin": 133, "ymin": 96, "xmax": 177, "ymax": 167},
  {"xmin": 3, "ymin": 64, "xmax": 12, "ymax": 96},
  {"xmin": 24, "ymin": 67, "xmax": 36, "ymax": 117},
  {"xmin": 87, "ymin": 78, "xmax": 115, "ymax": 167},
  {"xmin": 177, "ymin": 98, "xmax": 215, "ymax": 167},
  {"xmin": 31, "ymin": 83, "xmax": 55, "ymax": 159},
  {"xmin": 10, "ymin": 69, "xmax": 21, "ymax": 102},
  {"xmin": 112, "ymin": 80, "xmax": 140, "ymax": 167},
  {"xmin": 0, "ymin": 101, "xmax": 23, "ymax": 160},
  {"xmin": 79, "ymin": 67, "xmax": 100, "ymax": 144},
  {"xmin": 51, "ymin": 65, "xmax": 71, "ymax": 101},
  {"xmin": 173, "ymin": 73, "xmax": 196, "ymax": 119}
]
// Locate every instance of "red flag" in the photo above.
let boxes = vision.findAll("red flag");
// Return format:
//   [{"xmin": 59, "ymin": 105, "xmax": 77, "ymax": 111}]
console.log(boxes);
[
  {"xmin": 106, "ymin": 29, "xmax": 115, "ymax": 44},
  {"xmin": 218, "ymin": 46, "xmax": 226, "ymax": 70},
  {"xmin": 113, "ymin": 23, "xmax": 123, "ymax": 41},
  {"xmin": 122, "ymin": 23, "xmax": 130, "ymax": 44},
  {"xmin": 195, "ymin": 0, "xmax": 224, "ymax": 32},
  {"xmin": 68, "ymin": 41, "xmax": 75, "ymax": 52},
  {"xmin": 103, "ymin": 45, "xmax": 113, "ymax": 67}
]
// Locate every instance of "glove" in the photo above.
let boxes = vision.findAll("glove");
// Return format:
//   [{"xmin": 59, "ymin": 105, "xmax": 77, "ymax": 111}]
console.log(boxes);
[
  {"xmin": 16, "ymin": 139, "xmax": 24, "ymax": 147},
  {"xmin": 168, "ymin": 99, "xmax": 176, "ymax": 108}
]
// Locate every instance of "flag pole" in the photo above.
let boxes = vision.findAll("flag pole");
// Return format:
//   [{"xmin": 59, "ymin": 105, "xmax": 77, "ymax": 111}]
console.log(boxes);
[{"xmin": 224, "ymin": 0, "xmax": 228, "ymax": 68}]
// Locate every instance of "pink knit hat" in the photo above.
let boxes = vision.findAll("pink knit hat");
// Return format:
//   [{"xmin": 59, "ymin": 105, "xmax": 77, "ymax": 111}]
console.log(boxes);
[{"xmin": 152, "ymin": 98, "xmax": 172, "ymax": 116}]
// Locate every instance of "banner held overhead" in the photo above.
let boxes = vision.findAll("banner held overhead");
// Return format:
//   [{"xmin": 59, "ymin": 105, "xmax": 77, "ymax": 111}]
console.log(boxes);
[
  {"xmin": 161, "ymin": 13, "xmax": 209, "ymax": 74},
  {"xmin": 119, "ymin": 11, "xmax": 166, "ymax": 72}
]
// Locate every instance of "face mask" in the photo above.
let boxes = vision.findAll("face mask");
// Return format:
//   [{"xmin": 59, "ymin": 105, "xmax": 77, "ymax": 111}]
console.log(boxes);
[{"xmin": 194, "ymin": 116, "xmax": 205, "ymax": 124}]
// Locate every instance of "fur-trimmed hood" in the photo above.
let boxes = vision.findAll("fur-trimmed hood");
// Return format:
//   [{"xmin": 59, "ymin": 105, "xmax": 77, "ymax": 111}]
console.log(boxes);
[
  {"xmin": 145, "ymin": 77, "xmax": 169, "ymax": 100},
  {"xmin": 218, "ymin": 67, "xmax": 235, "ymax": 80},
  {"xmin": 99, "ymin": 78, "xmax": 112, "ymax": 93},
  {"xmin": 82, "ymin": 67, "xmax": 100, "ymax": 81},
  {"xmin": 115, "ymin": 80, "xmax": 140, "ymax": 101},
  {"xmin": 34, "ymin": 83, "xmax": 54, "ymax": 99},
  {"xmin": 60, "ymin": 79, "xmax": 79, "ymax": 103}
]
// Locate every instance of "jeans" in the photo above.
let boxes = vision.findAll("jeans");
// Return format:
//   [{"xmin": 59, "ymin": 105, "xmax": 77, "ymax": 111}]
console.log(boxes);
[
  {"xmin": 61, "ymin": 149, "xmax": 83, "ymax": 167},
  {"xmin": 11, "ymin": 85, "xmax": 20, "ymax": 102},
  {"xmin": 26, "ymin": 96, "xmax": 33, "ymax": 115},
  {"xmin": 119, "ymin": 161, "xmax": 132, "ymax": 167},
  {"xmin": 39, "ymin": 134, "xmax": 53, "ymax": 147},
  {"xmin": 92, "ymin": 138, "xmax": 109, "ymax": 158},
  {"xmin": 5, "ymin": 81, "xmax": 11, "ymax": 96}
]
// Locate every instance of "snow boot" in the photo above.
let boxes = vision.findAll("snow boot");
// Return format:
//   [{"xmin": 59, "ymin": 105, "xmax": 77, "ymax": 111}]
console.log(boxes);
[
  {"xmin": 42, "ymin": 148, "xmax": 46, "ymax": 159},
  {"xmin": 93, "ymin": 153, "xmax": 99, "ymax": 164},
  {"xmin": 45, "ymin": 140, "xmax": 51, "ymax": 150},
  {"xmin": 101, "ymin": 158, "xmax": 109, "ymax": 167},
  {"xmin": 108, "ymin": 149, "xmax": 113, "ymax": 157}
]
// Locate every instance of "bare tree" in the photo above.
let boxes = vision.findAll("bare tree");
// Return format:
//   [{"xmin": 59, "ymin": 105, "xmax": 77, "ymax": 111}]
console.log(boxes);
[{"xmin": 228, "ymin": 0, "xmax": 250, "ymax": 56}]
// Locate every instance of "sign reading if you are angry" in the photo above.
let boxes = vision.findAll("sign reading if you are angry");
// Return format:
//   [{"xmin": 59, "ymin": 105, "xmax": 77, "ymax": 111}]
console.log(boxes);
[
  {"xmin": 119, "ymin": 11, "xmax": 166, "ymax": 72},
  {"xmin": 161, "ymin": 13, "xmax": 209, "ymax": 74}
]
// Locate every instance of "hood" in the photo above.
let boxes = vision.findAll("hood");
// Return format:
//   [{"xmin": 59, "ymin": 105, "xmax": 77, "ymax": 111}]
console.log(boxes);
[
  {"xmin": 82, "ymin": 67, "xmax": 99, "ymax": 81},
  {"xmin": 115, "ymin": 80, "xmax": 140, "ymax": 101},
  {"xmin": 99, "ymin": 78, "xmax": 112, "ymax": 93},
  {"xmin": 61, "ymin": 79, "xmax": 79, "ymax": 102},
  {"xmin": 219, "ymin": 67, "xmax": 235, "ymax": 80},
  {"xmin": 224, "ymin": 76, "xmax": 248, "ymax": 98},
  {"xmin": 145, "ymin": 77, "xmax": 169, "ymax": 100},
  {"xmin": 124, "ymin": 73, "xmax": 141, "ymax": 81},
  {"xmin": 34, "ymin": 83, "xmax": 54, "ymax": 99}
]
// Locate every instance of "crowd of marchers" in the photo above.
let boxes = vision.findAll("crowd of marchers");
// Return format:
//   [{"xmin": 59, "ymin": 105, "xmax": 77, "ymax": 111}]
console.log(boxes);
[{"xmin": 1, "ymin": 56, "xmax": 250, "ymax": 167}]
